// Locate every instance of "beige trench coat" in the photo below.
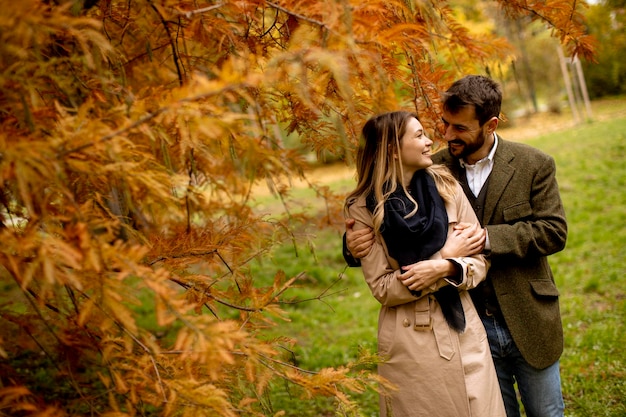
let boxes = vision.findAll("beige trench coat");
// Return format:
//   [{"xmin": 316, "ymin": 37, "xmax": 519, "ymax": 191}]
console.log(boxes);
[{"xmin": 347, "ymin": 182, "xmax": 505, "ymax": 417}]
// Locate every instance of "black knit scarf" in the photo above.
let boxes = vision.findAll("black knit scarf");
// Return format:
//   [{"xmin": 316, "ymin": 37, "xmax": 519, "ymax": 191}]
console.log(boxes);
[{"xmin": 367, "ymin": 170, "xmax": 466, "ymax": 333}]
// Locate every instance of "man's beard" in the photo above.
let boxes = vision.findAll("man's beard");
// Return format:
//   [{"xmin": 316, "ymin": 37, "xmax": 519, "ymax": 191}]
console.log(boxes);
[{"xmin": 447, "ymin": 130, "xmax": 486, "ymax": 160}]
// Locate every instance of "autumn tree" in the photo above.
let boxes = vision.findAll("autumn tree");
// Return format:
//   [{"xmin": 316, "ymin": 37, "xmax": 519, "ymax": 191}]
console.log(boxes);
[
  {"xmin": 0, "ymin": 0, "xmax": 594, "ymax": 415},
  {"xmin": 581, "ymin": 0, "xmax": 626, "ymax": 98}
]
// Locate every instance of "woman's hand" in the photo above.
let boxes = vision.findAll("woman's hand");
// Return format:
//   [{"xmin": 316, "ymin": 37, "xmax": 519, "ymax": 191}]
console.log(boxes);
[
  {"xmin": 439, "ymin": 222, "xmax": 486, "ymax": 259},
  {"xmin": 398, "ymin": 259, "xmax": 454, "ymax": 292}
]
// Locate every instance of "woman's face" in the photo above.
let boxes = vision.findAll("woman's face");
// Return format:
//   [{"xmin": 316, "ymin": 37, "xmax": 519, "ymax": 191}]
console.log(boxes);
[{"xmin": 399, "ymin": 117, "xmax": 433, "ymax": 176}]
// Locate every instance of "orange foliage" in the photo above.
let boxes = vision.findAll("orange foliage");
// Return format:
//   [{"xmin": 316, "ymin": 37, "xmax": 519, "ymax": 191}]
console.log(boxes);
[{"xmin": 0, "ymin": 0, "xmax": 594, "ymax": 415}]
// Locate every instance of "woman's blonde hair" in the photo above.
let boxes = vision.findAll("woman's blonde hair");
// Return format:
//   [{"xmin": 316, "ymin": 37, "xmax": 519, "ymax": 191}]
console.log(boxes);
[{"xmin": 345, "ymin": 111, "xmax": 457, "ymax": 234}]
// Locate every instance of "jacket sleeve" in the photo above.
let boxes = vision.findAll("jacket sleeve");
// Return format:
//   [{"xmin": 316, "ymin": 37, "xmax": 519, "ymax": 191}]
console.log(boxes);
[
  {"xmin": 487, "ymin": 152, "xmax": 567, "ymax": 259},
  {"xmin": 342, "ymin": 232, "xmax": 361, "ymax": 267}
]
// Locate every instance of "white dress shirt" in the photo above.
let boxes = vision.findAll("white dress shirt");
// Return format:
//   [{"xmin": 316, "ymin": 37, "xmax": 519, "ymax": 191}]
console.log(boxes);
[
  {"xmin": 459, "ymin": 134, "xmax": 499, "ymax": 250},
  {"xmin": 460, "ymin": 134, "xmax": 498, "ymax": 197}
]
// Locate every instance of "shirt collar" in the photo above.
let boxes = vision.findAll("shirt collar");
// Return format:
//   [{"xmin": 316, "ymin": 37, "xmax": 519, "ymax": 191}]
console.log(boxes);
[{"xmin": 459, "ymin": 133, "xmax": 498, "ymax": 168}]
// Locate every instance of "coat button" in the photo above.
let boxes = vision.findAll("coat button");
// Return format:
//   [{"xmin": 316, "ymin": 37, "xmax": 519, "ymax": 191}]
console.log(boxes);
[{"xmin": 402, "ymin": 318, "xmax": 410, "ymax": 327}]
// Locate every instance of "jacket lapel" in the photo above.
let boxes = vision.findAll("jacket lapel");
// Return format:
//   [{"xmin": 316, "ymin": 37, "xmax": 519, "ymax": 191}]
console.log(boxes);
[{"xmin": 483, "ymin": 138, "xmax": 515, "ymax": 224}]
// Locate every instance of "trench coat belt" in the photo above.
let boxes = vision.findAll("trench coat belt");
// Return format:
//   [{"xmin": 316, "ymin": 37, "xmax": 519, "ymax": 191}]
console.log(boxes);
[{"xmin": 414, "ymin": 296, "xmax": 455, "ymax": 360}]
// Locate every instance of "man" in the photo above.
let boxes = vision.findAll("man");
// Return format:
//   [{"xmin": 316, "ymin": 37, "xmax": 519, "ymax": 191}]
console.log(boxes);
[{"xmin": 344, "ymin": 75, "xmax": 567, "ymax": 417}]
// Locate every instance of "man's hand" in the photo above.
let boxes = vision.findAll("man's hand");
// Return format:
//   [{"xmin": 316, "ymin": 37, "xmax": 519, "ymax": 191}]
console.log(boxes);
[
  {"xmin": 439, "ymin": 223, "xmax": 486, "ymax": 259},
  {"xmin": 345, "ymin": 218, "xmax": 375, "ymax": 259}
]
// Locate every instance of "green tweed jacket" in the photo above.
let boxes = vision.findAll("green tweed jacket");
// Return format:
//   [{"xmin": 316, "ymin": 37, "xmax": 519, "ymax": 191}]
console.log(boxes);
[{"xmin": 433, "ymin": 137, "xmax": 568, "ymax": 369}]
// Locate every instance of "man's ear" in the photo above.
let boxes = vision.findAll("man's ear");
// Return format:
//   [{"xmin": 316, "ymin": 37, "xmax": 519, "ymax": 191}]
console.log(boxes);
[{"xmin": 486, "ymin": 117, "xmax": 499, "ymax": 134}]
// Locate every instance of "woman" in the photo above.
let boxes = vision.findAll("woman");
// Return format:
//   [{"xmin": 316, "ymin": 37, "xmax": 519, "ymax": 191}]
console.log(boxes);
[{"xmin": 344, "ymin": 111, "xmax": 504, "ymax": 417}]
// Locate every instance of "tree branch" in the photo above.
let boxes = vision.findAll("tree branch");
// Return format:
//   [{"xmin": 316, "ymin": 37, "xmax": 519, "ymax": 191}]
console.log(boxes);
[
  {"xmin": 178, "ymin": 2, "xmax": 225, "ymax": 19},
  {"xmin": 148, "ymin": 0, "xmax": 185, "ymax": 86},
  {"xmin": 57, "ymin": 84, "xmax": 246, "ymax": 158},
  {"xmin": 266, "ymin": 1, "xmax": 330, "ymax": 31}
]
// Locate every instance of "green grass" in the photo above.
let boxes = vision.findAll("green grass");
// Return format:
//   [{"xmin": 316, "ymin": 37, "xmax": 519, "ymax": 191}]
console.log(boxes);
[
  {"xmin": 248, "ymin": 232, "xmax": 381, "ymax": 416},
  {"xmin": 547, "ymin": 118, "xmax": 626, "ymax": 417},
  {"xmin": 250, "ymin": 107, "xmax": 626, "ymax": 416}
]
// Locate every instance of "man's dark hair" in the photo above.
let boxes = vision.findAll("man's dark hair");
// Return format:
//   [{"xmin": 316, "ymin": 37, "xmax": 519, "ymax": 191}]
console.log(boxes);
[{"xmin": 443, "ymin": 75, "xmax": 502, "ymax": 126}]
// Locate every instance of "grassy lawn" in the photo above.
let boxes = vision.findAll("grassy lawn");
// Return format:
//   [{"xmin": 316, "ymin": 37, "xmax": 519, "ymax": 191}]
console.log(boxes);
[{"xmin": 250, "ymin": 99, "xmax": 626, "ymax": 416}]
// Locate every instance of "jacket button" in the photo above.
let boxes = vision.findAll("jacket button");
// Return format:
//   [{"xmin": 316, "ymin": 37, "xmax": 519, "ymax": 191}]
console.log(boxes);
[{"xmin": 402, "ymin": 319, "xmax": 410, "ymax": 327}]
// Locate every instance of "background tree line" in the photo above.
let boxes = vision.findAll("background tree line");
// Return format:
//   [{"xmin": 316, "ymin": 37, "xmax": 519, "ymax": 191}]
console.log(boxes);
[
  {"xmin": 0, "ymin": 0, "xmax": 599, "ymax": 416},
  {"xmin": 468, "ymin": 0, "xmax": 625, "ymax": 114},
  {"xmin": 300, "ymin": 0, "xmax": 626, "ymax": 163},
  {"xmin": 581, "ymin": 0, "xmax": 626, "ymax": 98}
]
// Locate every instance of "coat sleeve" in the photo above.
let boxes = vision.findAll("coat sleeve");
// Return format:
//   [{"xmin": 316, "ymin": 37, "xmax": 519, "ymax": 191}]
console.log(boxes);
[
  {"xmin": 435, "ymin": 183, "xmax": 489, "ymax": 292},
  {"xmin": 346, "ymin": 199, "xmax": 419, "ymax": 307},
  {"xmin": 347, "ymin": 184, "xmax": 489, "ymax": 307},
  {"xmin": 487, "ymin": 152, "xmax": 567, "ymax": 259}
]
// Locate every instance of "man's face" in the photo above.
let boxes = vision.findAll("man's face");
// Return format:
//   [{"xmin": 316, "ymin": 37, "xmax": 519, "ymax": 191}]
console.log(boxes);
[{"xmin": 441, "ymin": 105, "xmax": 490, "ymax": 162}]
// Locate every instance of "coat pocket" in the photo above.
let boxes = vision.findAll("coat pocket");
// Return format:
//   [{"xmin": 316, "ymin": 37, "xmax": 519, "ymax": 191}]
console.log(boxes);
[
  {"xmin": 530, "ymin": 279, "xmax": 560, "ymax": 299},
  {"xmin": 503, "ymin": 201, "xmax": 532, "ymax": 222},
  {"xmin": 377, "ymin": 307, "xmax": 396, "ymax": 355}
]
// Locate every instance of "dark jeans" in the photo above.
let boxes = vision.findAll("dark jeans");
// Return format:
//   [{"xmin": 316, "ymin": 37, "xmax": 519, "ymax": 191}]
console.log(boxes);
[{"xmin": 481, "ymin": 314, "xmax": 565, "ymax": 417}]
